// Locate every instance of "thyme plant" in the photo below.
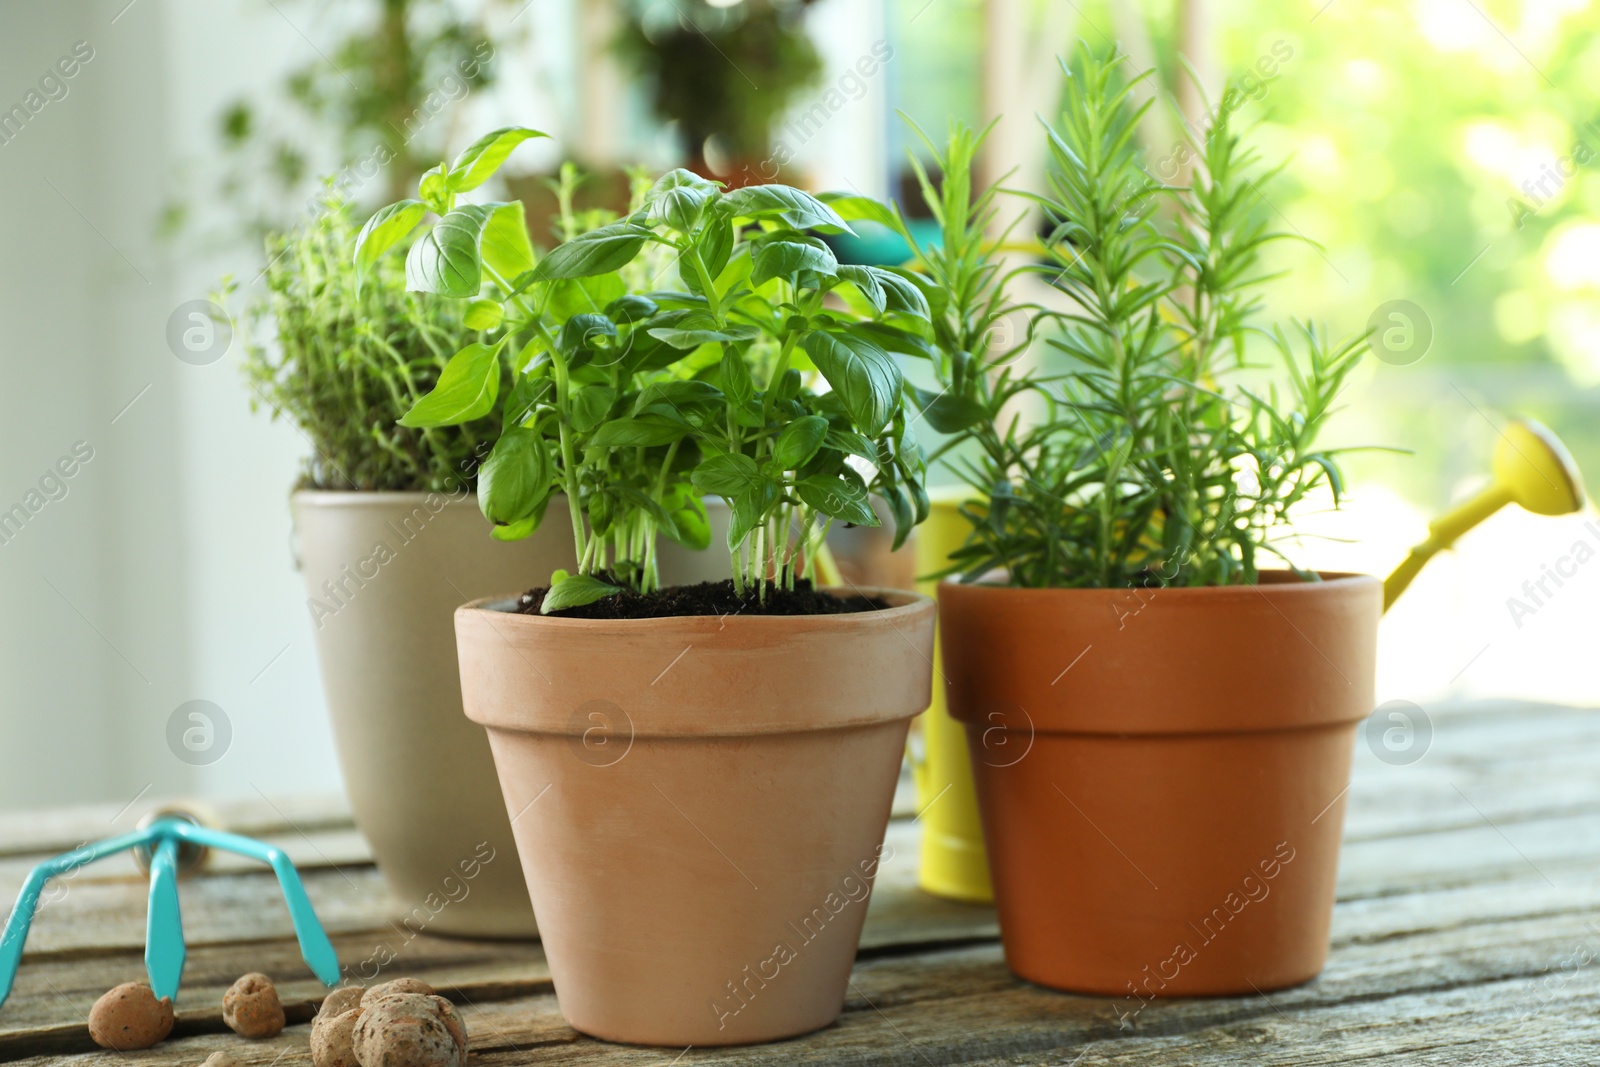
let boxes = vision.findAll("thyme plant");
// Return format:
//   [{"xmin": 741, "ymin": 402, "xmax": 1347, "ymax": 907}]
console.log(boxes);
[
  {"xmin": 901, "ymin": 51, "xmax": 1366, "ymax": 588},
  {"xmin": 360, "ymin": 127, "xmax": 930, "ymax": 610},
  {"xmin": 239, "ymin": 194, "xmax": 497, "ymax": 492}
]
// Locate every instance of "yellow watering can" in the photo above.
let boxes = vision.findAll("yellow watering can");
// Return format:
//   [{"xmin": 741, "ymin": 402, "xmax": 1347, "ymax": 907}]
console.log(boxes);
[
  {"xmin": 910, "ymin": 487, "xmax": 994, "ymax": 903},
  {"xmin": 1384, "ymin": 418, "xmax": 1586, "ymax": 611}
]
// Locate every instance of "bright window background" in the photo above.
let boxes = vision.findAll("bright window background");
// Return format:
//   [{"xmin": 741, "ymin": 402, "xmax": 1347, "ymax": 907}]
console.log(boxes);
[{"xmin": 0, "ymin": 0, "xmax": 1593, "ymax": 812}]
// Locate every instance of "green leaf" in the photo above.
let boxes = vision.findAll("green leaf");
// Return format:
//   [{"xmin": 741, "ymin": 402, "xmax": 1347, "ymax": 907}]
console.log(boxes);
[
  {"xmin": 546, "ymin": 273, "xmax": 626, "ymax": 320},
  {"xmin": 662, "ymin": 491, "xmax": 712, "ymax": 550},
  {"xmin": 463, "ymin": 299, "xmax": 504, "ymax": 331},
  {"xmin": 723, "ymin": 185, "xmax": 854, "ymax": 233},
  {"xmin": 773, "ymin": 415, "xmax": 828, "ymax": 470},
  {"xmin": 559, "ymin": 314, "xmax": 617, "ymax": 356},
  {"xmin": 871, "ymin": 267, "xmax": 932, "ymax": 320},
  {"xmin": 532, "ymin": 222, "xmax": 654, "ymax": 281},
  {"xmin": 541, "ymin": 572, "xmax": 622, "ymax": 614},
  {"xmin": 406, "ymin": 205, "xmax": 491, "ymax": 296},
  {"xmin": 570, "ymin": 385, "xmax": 616, "ymax": 432},
  {"xmin": 825, "ymin": 429, "xmax": 879, "ymax": 463},
  {"xmin": 916, "ymin": 389, "xmax": 988, "ymax": 434},
  {"xmin": 478, "ymin": 427, "xmax": 552, "ymax": 525},
  {"xmin": 728, "ymin": 481, "xmax": 780, "ymax": 550},
  {"xmin": 751, "ymin": 237, "xmax": 838, "ymax": 287},
  {"xmin": 818, "ymin": 192, "xmax": 901, "ymax": 230},
  {"xmin": 605, "ymin": 294, "xmax": 658, "ymax": 324},
  {"xmin": 481, "ymin": 201, "xmax": 536, "ymax": 280},
  {"xmin": 797, "ymin": 474, "xmax": 878, "ymax": 526},
  {"xmin": 587, "ymin": 416, "xmax": 687, "ymax": 448},
  {"xmin": 447, "ymin": 126, "xmax": 548, "ymax": 193},
  {"xmin": 838, "ymin": 265, "xmax": 885, "ymax": 313},
  {"xmin": 645, "ymin": 168, "xmax": 720, "ymax": 231},
  {"xmin": 635, "ymin": 380, "xmax": 723, "ymax": 412},
  {"xmin": 355, "ymin": 200, "xmax": 425, "ymax": 272},
  {"xmin": 418, "ymin": 164, "xmax": 450, "ymax": 214},
  {"xmin": 802, "ymin": 330, "xmax": 902, "ymax": 437},
  {"xmin": 721, "ymin": 347, "xmax": 753, "ymax": 407},
  {"xmin": 647, "ymin": 324, "xmax": 759, "ymax": 349},
  {"xmin": 490, "ymin": 513, "xmax": 541, "ymax": 542},
  {"xmin": 692, "ymin": 452, "xmax": 761, "ymax": 497},
  {"xmin": 398, "ymin": 340, "xmax": 502, "ymax": 427}
]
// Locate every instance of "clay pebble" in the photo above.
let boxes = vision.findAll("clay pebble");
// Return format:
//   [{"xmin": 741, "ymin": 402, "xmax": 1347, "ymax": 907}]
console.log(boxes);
[
  {"xmin": 87, "ymin": 981, "xmax": 174, "ymax": 1050},
  {"xmin": 352, "ymin": 991, "xmax": 467, "ymax": 1067},
  {"xmin": 311, "ymin": 1006, "xmax": 364, "ymax": 1067},
  {"xmin": 222, "ymin": 972, "xmax": 286, "ymax": 1039},
  {"xmin": 360, "ymin": 977, "xmax": 435, "ymax": 1003}
]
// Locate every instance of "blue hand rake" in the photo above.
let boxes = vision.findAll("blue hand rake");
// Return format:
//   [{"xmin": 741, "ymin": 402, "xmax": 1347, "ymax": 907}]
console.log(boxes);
[{"xmin": 0, "ymin": 810, "xmax": 340, "ymax": 1010}]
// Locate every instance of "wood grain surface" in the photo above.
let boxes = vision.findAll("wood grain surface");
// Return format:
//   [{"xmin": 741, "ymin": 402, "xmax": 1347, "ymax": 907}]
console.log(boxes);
[{"xmin": 1, "ymin": 701, "xmax": 1595, "ymax": 1065}]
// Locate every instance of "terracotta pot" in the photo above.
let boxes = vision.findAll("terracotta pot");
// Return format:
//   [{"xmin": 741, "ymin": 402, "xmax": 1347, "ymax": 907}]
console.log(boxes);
[
  {"xmin": 940, "ymin": 572, "xmax": 1380, "ymax": 999},
  {"xmin": 455, "ymin": 589, "xmax": 935, "ymax": 1046},
  {"xmin": 291, "ymin": 490, "xmax": 582, "ymax": 937}
]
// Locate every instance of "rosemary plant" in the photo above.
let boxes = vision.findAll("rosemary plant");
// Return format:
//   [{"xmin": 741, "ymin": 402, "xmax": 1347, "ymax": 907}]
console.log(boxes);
[{"xmin": 903, "ymin": 50, "xmax": 1366, "ymax": 588}]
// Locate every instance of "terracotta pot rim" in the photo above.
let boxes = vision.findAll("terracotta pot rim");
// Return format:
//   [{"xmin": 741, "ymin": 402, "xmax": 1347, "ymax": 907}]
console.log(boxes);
[
  {"xmin": 455, "ymin": 587, "xmax": 936, "ymax": 737},
  {"xmin": 457, "ymin": 586, "xmax": 932, "ymax": 631},
  {"xmin": 940, "ymin": 570, "xmax": 1377, "ymax": 598}
]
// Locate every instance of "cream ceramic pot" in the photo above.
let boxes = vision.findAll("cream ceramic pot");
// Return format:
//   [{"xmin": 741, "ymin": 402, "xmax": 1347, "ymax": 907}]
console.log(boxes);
[{"xmin": 291, "ymin": 490, "xmax": 582, "ymax": 937}]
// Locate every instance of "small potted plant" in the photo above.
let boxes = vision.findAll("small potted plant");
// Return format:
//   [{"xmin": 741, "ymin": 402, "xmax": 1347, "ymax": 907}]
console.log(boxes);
[
  {"xmin": 239, "ymin": 191, "xmax": 575, "ymax": 938},
  {"xmin": 894, "ymin": 54, "xmax": 1381, "ymax": 998},
  {"xmin": 360, "ymin": 131, "xmax": 937, "ymax": 1045}
]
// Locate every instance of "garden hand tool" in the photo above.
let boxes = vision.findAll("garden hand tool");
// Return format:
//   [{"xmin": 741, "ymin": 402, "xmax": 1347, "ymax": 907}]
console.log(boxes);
[
  {"xmin": 0, "ymin": 806, "xmax": 339, "ymax": 1010},
  {"xmin": 1383, "ymin": 418, "xmax": 1586, "ymax": 612},
  {"xmin": 909, "ymin": 486, "xmax": 993, "ymax": 903}
]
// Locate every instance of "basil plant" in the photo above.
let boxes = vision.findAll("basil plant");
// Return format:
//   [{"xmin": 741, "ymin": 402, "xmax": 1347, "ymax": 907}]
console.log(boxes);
[{"xmin": 356, "ymin": 126, "xmax": 932, "ymax": 610}]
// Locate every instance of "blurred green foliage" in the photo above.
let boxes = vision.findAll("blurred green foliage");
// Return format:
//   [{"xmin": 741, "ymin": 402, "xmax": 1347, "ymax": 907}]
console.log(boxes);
[{"xmin": 887, "ymin": 0, "xmax": 1599, "ymax": 507}]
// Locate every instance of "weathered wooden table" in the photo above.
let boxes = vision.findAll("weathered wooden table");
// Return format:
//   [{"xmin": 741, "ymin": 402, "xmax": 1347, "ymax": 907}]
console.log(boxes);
[{"xmin": 2, "ymin": 701, "xmax": 1597, "ymax": 1065}]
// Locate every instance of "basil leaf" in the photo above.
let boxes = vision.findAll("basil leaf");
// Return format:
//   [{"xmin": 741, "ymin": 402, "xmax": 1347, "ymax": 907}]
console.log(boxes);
[
  {"xmin": 546, "ymin": 273, "xmax": 626, "ymax": 319},
  {"xmin": 418, "ymin": 164, "xmax": 450, "ymax": 214},
  {"xmin": 645, "ymin": 168, "xmax": 720, "ymax": 231},
  {"xmin": 398, "ymin": 340, "xmax": 502, "ymax": 427},
  {"xmin": 691, "ymin": 452, "xmax": 762, "ymax": 497},
  {"xmin": 634, "ymin": 380, "xmax": 723, "ymax": 413},
  {"xmin": 797, "ymin": 474, "xmax": 878, "ymax": 526},
  {"xmin": 818, "ymin": 192, "xmax": 901, "ymax": 230},
  {"xmin": 751, "ymin": 237, "xmax": 838, "ymax": 287},
  {"xmin": 463, "ymin": 299, "xmax": 504, "ymax": 331},
  {"xmin": 355, "ymin": 200, "xmax": 425, "ymax": 272},
  {"xmin": 560, "ymin": 314, "xmax": 617, "ymax": 356},
  {"xmin": 773, "ymin": 415, "xmax": 829, "ymax": 470},
  {"xmin": 532, "ymin": 222, "xmax": 655, "ymax": 281},
  {"xmin": 721, "ymin": 346, "xmax": 753, "ymax": 408},
  {"xmin": 838, "ymin": 265, "xmax": 886, "ymax": 313},
  {"xmin": 723, "ymin": 184, "xmax": 854, "ymax": 234},
  {"xmin": 824, "ymin": 429, "xmax": 879, "ymax": 463},
  {"xmin": 870, "ymin": 267, "xmax": 932, "ymax": 319},
  {"xmin": 587, "ymin": 416, "xmax": 688, "ymax": 448},
  {"xmin": 447, "ymin": 126, "xmax": 548, "ymax": 193},
  {"xmin": 917, "ymin": 390, "xmax": 989, "ymax": 434},
  {"xmin": 478, "ymin": 426, "xmax": 552, "ymax": 525},
  {"xmin": 481, "ymin": 200, "xmax": 536, "ymax": 281},
  {"xmin": 406, "ymin": 204, "xmax": 491, "ymax": 296},
  {"xmin": 540, "ymin": 572, "xmax": 622, "ymax": 614},
  {"xmin": 802, "ymin": 330, "xmax": 902, "ymax": 437},
  {"xmin": 646, "ymin": 324, "xmax": 758, "ymax": 349},
  {"xmin": 728, "ymin": 481, "xmax": 780, "ymax": 550},
  {"xmin": 570, "ymin": 385, "xmax": 617, "ymax": 432}
]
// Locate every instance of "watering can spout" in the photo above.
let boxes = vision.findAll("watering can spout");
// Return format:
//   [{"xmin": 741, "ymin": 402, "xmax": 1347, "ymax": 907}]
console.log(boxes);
[{"xmin": 1383, "ymin": 418, "xmax": 1586, "ymax": 612}]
